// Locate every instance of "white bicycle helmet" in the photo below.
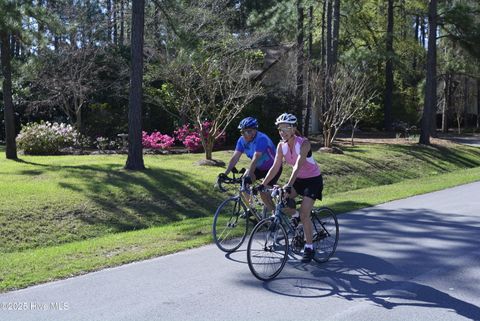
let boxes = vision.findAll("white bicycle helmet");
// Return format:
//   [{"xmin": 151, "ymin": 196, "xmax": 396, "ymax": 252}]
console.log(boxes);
[{"xmin": 275, "ymin": 113, "xmax": 297, "ymax": 126}]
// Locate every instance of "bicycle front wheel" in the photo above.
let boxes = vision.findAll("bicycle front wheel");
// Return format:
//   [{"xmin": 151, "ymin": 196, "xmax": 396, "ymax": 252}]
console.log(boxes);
[
  {"xmin": 247, "ymin": 218, "xmax": 289, "ymax": 281},
  {"xmin": 212, "ymin": 196, "xmax": 249, "ymax": 253},
  {"xmin": 311, "ymin": 207, "xmax": 339, "ymax": 263}
]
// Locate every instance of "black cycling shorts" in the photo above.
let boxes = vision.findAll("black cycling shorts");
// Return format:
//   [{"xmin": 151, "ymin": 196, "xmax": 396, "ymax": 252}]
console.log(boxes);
[
  {"xmin": 254, "ymin": 166, "xmax": 282, "ymax": 186},
  {"xmin": 293, "ymin": 175, "xmax": 323, "ymax": 201}
]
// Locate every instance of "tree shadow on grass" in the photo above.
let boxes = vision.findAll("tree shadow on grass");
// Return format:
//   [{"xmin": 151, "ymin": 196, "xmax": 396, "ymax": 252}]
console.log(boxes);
[
  {"xmin": 11, "ymin": 158, "xmax": 225, "ymax": 234},
  {"xmin": 334, "ymin": 144, "xmax": 480, "ymax": 188}
]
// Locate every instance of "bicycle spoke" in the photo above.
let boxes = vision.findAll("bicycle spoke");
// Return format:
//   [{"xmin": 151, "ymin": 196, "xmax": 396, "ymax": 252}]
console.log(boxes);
[
  {"xmin": 212, "ymin": 197, "xmax": 248, "ymax": 253},
  {"xmin": 247, "ymin": 219, "xmax": 289, "ymax": 281},
  {"xmin": 311, "ymin": 207, "xmax": 339, "ymax": 263}
]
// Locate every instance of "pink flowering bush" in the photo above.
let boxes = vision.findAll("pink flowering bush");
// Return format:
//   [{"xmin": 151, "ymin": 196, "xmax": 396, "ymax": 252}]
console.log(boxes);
[
  {"xmin": 201, "ymin": 121, "xmax": 226, "ymax": 148},
  {"xmin": 174, "ymin": 124, "xmax": 203, "ymax": 152},
  {"xmin": 173, "ymin": 124, "xmax": 191, "ymax": 144},
  {"xmin": 142, "ymin": 131, "xmax": 175, "ymax": 150},
  {"xmin": 173, "ymin": 121, "xmax": 226, "ymax": 152},
  {"xmin": 183, "ymin": 132, "xmax": 203, "ymax": 151}
]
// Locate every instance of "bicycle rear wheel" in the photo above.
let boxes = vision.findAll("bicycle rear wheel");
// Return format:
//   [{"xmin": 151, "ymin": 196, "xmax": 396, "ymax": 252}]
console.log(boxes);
[
  {"xmin": 247, "ymin": 218, "xmax": 289, "ymax": 281},
  {"xmin": 212, "ymin": 196, "xmax": 249, "ymax": 253},
  {"xmin": 311, "ymin": 207, "xmax": 339, "ymax": 263}
]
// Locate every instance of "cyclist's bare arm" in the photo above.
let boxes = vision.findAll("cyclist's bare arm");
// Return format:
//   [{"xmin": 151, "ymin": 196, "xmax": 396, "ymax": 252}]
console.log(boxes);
[
  {"xmin": 224, "ymin": 150, "xmax": 242, "ymax": 176},
  {"xmin": 262, "ymin": 143, "xmax": 283, "ymax": 187}
]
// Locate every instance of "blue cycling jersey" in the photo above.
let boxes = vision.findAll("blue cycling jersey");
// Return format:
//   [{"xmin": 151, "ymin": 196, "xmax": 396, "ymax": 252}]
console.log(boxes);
[{"xmin": 235, "ymin": 131, "xmax": 276, "ymax": 171}]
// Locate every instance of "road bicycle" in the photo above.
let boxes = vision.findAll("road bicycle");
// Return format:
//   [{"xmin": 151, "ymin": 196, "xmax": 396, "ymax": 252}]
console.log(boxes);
[
  {"xmin": 212, "ymin": 168, "xmax": 269, "ymax": 253},
  {"xmin": 246, "ymin": 186, "xmax": 339, "ymax": 281}
]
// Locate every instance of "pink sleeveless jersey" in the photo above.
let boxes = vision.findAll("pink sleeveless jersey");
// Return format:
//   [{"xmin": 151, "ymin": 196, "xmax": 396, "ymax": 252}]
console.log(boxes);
[{"xmin": 280, "ymin": 136, "xmax": 321, "ymax": 178}]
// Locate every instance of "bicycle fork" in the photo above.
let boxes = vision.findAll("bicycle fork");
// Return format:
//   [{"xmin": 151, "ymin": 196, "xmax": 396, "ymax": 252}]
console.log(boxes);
[{"xmin": 262, "ymin": 219, "xmax": 282, "ymax": 252}]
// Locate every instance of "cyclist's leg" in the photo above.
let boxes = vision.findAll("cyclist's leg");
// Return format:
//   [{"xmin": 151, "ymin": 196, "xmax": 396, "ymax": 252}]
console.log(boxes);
[
  {"xmin": 254, "ymin": 168, "xmax": 274, "ymax": 213},
  {"xmin": 299, "ymin": 196, "xmax": 315, "ymax": 244},
  {"xmin": 240, "ymin": 172, "xmax": 255, "ymax": 206},
  {"xmin": 293, "ymin": 175, "xmax": 323, "ymax": 245},
  {"xmin": 261, "ymin": 166, "xmax": 282, "ymax": 213}
]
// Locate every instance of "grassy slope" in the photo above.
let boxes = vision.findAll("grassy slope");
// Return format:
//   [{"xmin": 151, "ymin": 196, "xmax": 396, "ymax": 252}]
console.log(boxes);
[{"xmin": 1, "ymin": 143, "xmax": 480, "ymax": 291}]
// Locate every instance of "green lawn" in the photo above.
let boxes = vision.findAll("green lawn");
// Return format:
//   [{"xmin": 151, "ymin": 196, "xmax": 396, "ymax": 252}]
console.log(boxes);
[{"xmin": 1, "ymin": 142, "xmax": 480, "ymax": 291}]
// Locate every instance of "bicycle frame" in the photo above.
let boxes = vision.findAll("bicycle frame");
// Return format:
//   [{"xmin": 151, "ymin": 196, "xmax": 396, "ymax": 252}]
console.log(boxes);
[
  {"xmin": 266, "ymin": 186, "xmax": 333, "ymax": 254},
  {"xmin": 246, "ymin": 186, "xmax": 340, "ymax": 281}
]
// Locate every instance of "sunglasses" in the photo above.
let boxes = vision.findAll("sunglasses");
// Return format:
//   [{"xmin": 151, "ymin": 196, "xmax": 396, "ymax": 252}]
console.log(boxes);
[
  {"xmin": 277, "ymin": 127, "xmax": 293, "ymax": 133},
  {"xmin": 241, "ymin": 129, "xmax": 255, "ymax": 136}
]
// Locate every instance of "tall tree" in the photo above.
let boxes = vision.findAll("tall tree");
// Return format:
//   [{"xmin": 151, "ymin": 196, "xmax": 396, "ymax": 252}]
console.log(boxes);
[
  {"xmin": 323, "ymin": 0, "xmax": 333, "ymax": 115},
  {"xmin": 0, "ymin": 1, "xmax": 26, "ymax": 159},
  {"xmin": 419, "ymin": 0, "xmax": 437, "ymax": 145},
  {"xmin": 384, "ymin": 0, "xmax": 394, "ymax": 131},
  {"xmin": 1, "ymin": 31, "xmax": 17, "ymax": 159},
  {"xmin": 304, "ymin": 5, "xmax": 313, "ymax": 136},
  {"xmin": 125, "ymin": 0, "xmax": 145, "ymax": 170},
  {"xmin": 331, "ymin": 0, "xmax": 341, "ymax": 66},
  {"xmin": 296, "ymin": 0, "xmax": 305, "ymax": 132}
]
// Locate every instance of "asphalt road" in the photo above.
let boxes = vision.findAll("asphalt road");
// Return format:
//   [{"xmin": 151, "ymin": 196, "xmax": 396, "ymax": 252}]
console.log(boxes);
[
  {"xmin": 1, "ymin": 182, "xmax": 480, "ymax": 321},
  {"xmin": 442, "ymin": 134, "xmax": 480, "ymax": 147}
]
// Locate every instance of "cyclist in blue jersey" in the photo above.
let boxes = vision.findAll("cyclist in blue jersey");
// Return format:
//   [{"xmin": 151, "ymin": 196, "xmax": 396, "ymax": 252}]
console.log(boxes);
[{"xmin": 220, "ymin": 117, "xmax": 282, "ymax": 212}]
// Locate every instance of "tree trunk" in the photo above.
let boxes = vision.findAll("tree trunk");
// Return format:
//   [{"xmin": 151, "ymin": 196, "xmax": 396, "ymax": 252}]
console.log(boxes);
[
  {"xmin": 419, "ymin": 0, "xmax": 437, "ymax": 145},
  {"xmin": 321, "ymin": 0, "xmax": 326, "ymax": 68},
  {"xmin": 323, "ymin": 126, "xmax": 332, "ymax": 148},
  {"xmin": 204, "ymin": 137, "xmax": 214, "ymax": 161},
  {"xmin": 304, "ymin": 6, "xmax": 313, "ymax": 137},
  {"xmin": 326, "ymin": 0, "xmax": 333, "ymax": 73},
  {"xmin": 113, "ymin": 0, "xmax": 118, "ymax": 45},
  {"xmin": 420, "ymin": 16, "xmax": 426, "ymax": 48},
  {"xmin": 120, "ymin": 0, "xmax": 125, "ymax": 46},
  {"xmin": 1, "ymin": 31, "xmax": 18, "ymax": 159},
  {"xmin": 125, "ymin": 0, "xmax": 145, "ymax": 170},
  {"xmin": 324, "ymin": 0, "xmax": 333, "ymax": 112},
  {"xmin": 331, "ymin": 0, "xmax": 340, "ymax": 67},
  {"xmin": 413, "ymin": 15, "xmax": 419, "ymax": 71},
  {"xmin": 442, "ymin": 74, "xmax": 450, "ymax": 133},
  {"xmin": 75, "ymin": 106, "xmax": 82, "ymax": 132},
  {"xmin": 384, "ymin": 0, "xmax": 394, "ymax": 132},
  {"xmin": 296, "ymin": 0, "xmax": 305, "ymax": 132},
  {"xmin": 107, "ymin": 0, "xmax": 112, "ymax": 42}
]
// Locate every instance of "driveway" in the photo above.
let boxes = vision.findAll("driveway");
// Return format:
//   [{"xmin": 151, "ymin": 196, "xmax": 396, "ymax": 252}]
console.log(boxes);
[
  {"xmin": 441, "ymin": 133, "xmax": 480, "ymax": 147},
  {"xmin": 1, "ymin": 182, "xmax": 480, "ymax": 321}
]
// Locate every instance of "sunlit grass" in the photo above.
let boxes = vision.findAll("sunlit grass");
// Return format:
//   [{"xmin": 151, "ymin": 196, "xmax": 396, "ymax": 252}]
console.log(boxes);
[{"xmin": 1, "ymin": 142, "xmax": 480, "ymax": 291}]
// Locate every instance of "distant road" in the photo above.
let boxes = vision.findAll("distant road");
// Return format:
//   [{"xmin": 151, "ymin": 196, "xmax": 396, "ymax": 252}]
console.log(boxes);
[
  {"xmin": 442, "ymin": 134, "xmax": 480, "ymax": 147},
  {"xmin": 1, "ymin": 182, "xmax": 480, "ymax": 321}
]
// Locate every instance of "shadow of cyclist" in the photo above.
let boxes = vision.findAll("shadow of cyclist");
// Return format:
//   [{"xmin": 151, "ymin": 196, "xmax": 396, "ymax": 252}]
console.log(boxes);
[{"xmin": 262, "ymin": 250, "xmax": 480, "ymax": 321}]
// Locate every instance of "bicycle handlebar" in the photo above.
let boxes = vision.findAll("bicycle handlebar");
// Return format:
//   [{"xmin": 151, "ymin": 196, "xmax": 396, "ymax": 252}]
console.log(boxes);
[
  {"xmin": 215, "ymin": 167, "xmax": 246, "ymax": 192},
  {"xmin": 216, "ymin": 175, "xmax": 243, "ymax": 192}
]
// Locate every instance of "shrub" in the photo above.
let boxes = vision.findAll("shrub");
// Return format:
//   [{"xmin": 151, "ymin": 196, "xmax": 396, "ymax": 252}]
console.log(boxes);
[
  {"xmin": 142, "ymin": 131, "xmax": 175, "ymax": 150},
  {"xmin": 173, "ymin": 121, "xmax": 225, "ymax": 152},
  {"xmin": 95, "ymin": 136, "xmax": 110, "ymax": 151},
  {"xmin": 174, "ymin": 124, "xmax": 202, "ymax": 152},
  {"xmin": 16, "ymin": 121, "xmax": 80, "ymax": 155}
]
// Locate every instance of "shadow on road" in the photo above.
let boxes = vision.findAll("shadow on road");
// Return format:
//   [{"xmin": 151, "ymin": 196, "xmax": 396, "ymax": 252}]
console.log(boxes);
[
  {"xmin": 234, "ymin": 206, "xmax": 480, "ymax": 320},
  {"xmin": 263, "ymin": 251, "xmax": 480, "ymax": 320}
]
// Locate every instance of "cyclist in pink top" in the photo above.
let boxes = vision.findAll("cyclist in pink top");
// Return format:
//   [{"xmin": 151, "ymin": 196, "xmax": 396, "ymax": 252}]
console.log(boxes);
[{"xmin": 260, "ymin": 113, "xmax": 323, "ymax": 263}]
